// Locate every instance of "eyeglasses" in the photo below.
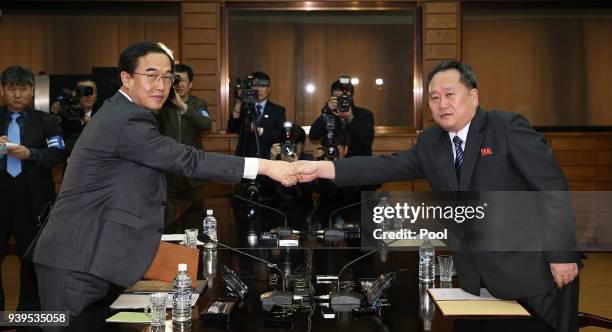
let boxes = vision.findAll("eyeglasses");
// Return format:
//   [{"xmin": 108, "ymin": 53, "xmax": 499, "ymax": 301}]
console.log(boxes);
[{"xmin": 132, "ymin": 72, "xmax": 174, "ymax": 85}]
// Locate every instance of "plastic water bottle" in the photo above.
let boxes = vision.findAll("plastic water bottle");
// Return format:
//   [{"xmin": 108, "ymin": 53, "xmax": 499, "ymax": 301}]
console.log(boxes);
[
  {"xmin": 202, "ymin": 209, "xmax": 217, "ymax": 249},
  {"xmin": 418, "ymin": 239, "xmax": 436, "ymax": 283},
  {"xmin": 419, "ymin": 282, "xmax": 435, "ymax": 331},
  {"xmin": 172, "ymin": 263, "xmax": 192, "ymax": 323}
]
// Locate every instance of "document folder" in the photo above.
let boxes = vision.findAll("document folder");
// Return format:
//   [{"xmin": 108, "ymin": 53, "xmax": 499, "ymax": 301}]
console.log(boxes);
[
  {"xmin": 427, "ymin": 288, "xmax": 530, "ymax": 317},
  {"xmin": 143, "ymin": 241, "xmax": 198, "ymax": 283}
]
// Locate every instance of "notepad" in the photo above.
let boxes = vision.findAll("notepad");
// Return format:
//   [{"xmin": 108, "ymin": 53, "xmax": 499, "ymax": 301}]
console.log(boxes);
[
  {"xmin": 125, "ymin": 279, "xmax": 207, "ymax": 294},
  {"xmin": 427, "ymin": 288, "xmax": 530, "ymax": 317},
  {"xmin": 110, "ymin": 293, "xmax": 199, "ymax": 310},
  {"xmin": 428, "ymin": 288, "xmax": 498, "ymax": 301},
  {"xmin": 105, "ymin": 312, "xmax": 151, "ymax": 323}
]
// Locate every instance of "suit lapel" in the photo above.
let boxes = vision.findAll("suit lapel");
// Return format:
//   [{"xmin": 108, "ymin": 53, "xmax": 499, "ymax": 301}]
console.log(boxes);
[
  {"xmin": 435, "ymin": 130, "xmax": 458, "ymax": 191},
  {"xmin": 459, "ymin": 107, "xmax": 486, "ymax": 190}
]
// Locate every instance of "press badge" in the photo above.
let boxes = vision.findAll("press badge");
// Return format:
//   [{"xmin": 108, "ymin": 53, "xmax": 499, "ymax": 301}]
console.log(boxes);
[{"xmin": 46, "ymin": 135, "xmax": 65, "ymax": 150}]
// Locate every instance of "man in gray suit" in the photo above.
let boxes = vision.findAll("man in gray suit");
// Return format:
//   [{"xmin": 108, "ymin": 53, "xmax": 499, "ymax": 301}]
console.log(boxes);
[
  {"xmin": 32, "ymin": 42, "xmax": 296, "ymax": 330},
  {"xmin": 295, "ymin": 61, "xmax": 580, "ymax": 331}
]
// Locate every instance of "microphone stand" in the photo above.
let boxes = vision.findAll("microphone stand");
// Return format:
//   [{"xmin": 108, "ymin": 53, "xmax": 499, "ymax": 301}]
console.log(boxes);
[
  {"xmin": 199, "ymin": 233, "xmax": 292, "ymax": 306},
  {"xmin": 330, "ymin": 238, "xmax": 399, "ymax": 306},
  {"xmin": 233, "ymin": 194, "xmax": 297, "ymax": 238},
  {"xmin": 322, "ymin": 196, "xmax": 378, "ymax": 240}
]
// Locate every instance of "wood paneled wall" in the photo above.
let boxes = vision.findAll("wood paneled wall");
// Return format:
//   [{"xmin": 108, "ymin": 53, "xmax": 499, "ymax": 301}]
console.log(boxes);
[
  {"xmin": 422, "ymin": 1, "xmax": 460, "ymax": 128},
  {"xmin": 0, "ymin": 4, "xmax": 180, "ymax": 75},
  {"xmin": 180, "ymin": 1, "xmax": 221, "ymax": 132}
]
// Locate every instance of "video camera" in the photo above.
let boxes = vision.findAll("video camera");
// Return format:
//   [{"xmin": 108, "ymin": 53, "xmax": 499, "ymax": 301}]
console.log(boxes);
[
  {"xmin": 233, "ymin": 74, "xmax": 265, "ymax": 104},
  {"xmin": 55, "ymin": 86, "xmax": 94, "ymax": 121}
]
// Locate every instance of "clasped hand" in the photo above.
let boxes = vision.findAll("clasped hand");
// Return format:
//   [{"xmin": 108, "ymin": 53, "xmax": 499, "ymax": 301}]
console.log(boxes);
[{"xmin": 258, "ymin": 160, "xmax": 328, "ymax": 187}]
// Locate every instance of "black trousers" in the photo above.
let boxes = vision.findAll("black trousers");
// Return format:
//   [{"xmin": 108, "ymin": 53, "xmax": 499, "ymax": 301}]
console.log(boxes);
[
  {"xmin": 518, "ymin": 276, "xmax": 580, "ymax": 332},
  {"xmin": 35, "ymin": 264, "xmax": 123, "ymax": 332},
  {"xmin": 0, "ymin": 173, "xmax": 40, "ymax": 312}
]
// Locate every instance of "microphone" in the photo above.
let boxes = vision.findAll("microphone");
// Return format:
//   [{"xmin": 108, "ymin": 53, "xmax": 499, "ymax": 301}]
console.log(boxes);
[
  {"xmin": 198, "ymin": 233, "xmax": 292, "ymax": 305},
  {"xmin": 322, "ymin": 193, "xmax": 383, "ymax": 240},
  {"xmin": 330, "ymin": 238, "xmax": 399, "ymax": 306},
  {"xmin": 233, "ymin": 194, "xmax": 297, "ymax": 238}
]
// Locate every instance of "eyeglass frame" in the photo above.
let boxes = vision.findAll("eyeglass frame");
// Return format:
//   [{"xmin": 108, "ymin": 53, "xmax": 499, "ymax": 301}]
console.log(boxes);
[{"xmin": 131, "ymin": 72, "xmax": 175, "ymax": 85}]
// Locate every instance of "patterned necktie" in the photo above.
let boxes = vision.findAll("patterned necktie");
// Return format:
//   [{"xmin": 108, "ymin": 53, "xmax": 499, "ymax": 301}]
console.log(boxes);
[
  {"xmin": 453, "ymin": 136, "xmax": 463, "ymax": 180},
  {"xmin": 255, "ymin": 104, "xmax": 263, "ymax": 123},
  {"xmin": 7, "ymin": 113, "xmax": 22, "ymax": 177}
]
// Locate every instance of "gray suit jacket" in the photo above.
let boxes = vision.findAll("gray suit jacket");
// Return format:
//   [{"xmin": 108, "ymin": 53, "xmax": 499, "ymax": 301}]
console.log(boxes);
[
  {"xmin": 334, "ymin": 107, "xmax": 579, "ymax": 299},
  {"xmin": 33, "ymin": 91, "xmax": 244, "ymax": 287}
]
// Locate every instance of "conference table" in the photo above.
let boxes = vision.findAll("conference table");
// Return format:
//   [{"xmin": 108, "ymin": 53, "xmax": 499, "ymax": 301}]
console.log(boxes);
[{"xmin": 108, "ymin": 195, "xmax": 549, "ymax": 332}]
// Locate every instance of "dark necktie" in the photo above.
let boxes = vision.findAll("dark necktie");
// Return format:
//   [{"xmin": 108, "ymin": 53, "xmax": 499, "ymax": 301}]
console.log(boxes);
[
  {"xmin": 453, "ymin": 136, "xmax": 463, "ymax": 180},
  {"xmin": 8, "ymin": 113, "xmax": 22, "ymax": 177},
  {"xmin": 255, "ymin": 104, "xmax": 263, "ymax": 123}
]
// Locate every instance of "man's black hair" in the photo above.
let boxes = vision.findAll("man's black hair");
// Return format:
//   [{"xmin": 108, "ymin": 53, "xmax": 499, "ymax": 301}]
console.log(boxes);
[
  {"xmin": 175, "ymin": 64, "xmax": 194, "ymax": 82},
  {"xmin": 1, "ymin": 65, "xmax": 34, "ymax": 87},
  {"xmin": 426, "ymin": 60, "xmax": 478, "ymax": 90},
  {"xmin": 279, "ymin": 124, "xmax": 306, "ymax": 144},
  {"xmin": 118, "ymin": 42, "xmax": 175, "ymax": 78},
  {"xmin": 75, "ymin": 76, "xmax": 96, "ymax": 90},
  {"xmin": 250, "ymin": 71, "xmax": 270, "ymax": 85},
  {"xmin": 330, "ymin": 80, "xmax": 354, "ymax": 95}
]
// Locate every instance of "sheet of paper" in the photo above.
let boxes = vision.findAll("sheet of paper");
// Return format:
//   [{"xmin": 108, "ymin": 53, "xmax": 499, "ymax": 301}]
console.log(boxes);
[
  {"xmin": 428, "ymin": 288, "xmax": 498, "ymax": 301},
  {"xmin": 435, "ymin": 300, "xmax": 530, "ymax": 316},
  {"xmin": 110, "ymin": 293, "xmax": 199, "ymax": 309},
  {"xmin": 105, "ymin": 312, "xmax": 151, "ymax": 323},
  {"xmin": 161, "ymin": 234, "xmax": 204, "ymax": 245}
]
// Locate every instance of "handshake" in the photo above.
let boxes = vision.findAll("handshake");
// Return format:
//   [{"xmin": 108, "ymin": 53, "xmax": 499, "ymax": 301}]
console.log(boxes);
[{"xmin": 258, "ymin": 159, "xmax": 336, "ymax": 187}]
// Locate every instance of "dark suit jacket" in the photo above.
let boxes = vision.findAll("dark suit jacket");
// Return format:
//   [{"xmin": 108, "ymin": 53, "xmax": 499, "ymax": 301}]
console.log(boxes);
[
  {"xmin": 156, "ymin": 94, "xmax": 211, "ymax": 188},
  {"xmin": 227, "ymin": 100, "xmax": 286, "ymax": 159},
  {"xmin": 33, "ymin": 91, "xmax": 245, "ymax": 287},
  {"xmin": 0, "ymin": 106, "xmax": 66, "ymax": 216},
  {"xmin": 333, "ymin": 107, "xmax": 579, "ymax": 300},
  {"xmin": 309, "ymin": 106, "xmax": 374, "ymax": 157}
]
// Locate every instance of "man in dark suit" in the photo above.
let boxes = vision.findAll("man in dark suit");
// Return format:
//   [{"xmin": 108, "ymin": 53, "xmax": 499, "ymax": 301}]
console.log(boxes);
[
  {"xmin": 309, "ymin": 79, "xmax": 374, "ymax": 157},
  {"xmin": 31, "ymin": 42, "xmax": 296, "ymax": 330},
  {"xmin": 295, "ymin": 61, "xmax": 580, "ymax": 332},
  {"xmin": 227, "ymin": 71, "xmax": 286, "ymax": 159},
  {"xmin": 155, "ymin": 63, "xmax": 212, "ymax": 232},
  {"xmin": 0, "ymin": 65, "xmax": 66, "ymax": 314}
]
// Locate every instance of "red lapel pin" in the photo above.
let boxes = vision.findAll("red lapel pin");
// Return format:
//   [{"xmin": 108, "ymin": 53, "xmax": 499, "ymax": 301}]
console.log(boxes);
[{"xmin": 480, "ymin": 147, "xmax": 493, "ymax": 156}]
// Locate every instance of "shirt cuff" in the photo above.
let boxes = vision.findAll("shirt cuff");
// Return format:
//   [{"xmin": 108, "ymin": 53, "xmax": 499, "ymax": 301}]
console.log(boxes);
[{"xmin": 243, "ymin": 157, "xmax": 259, "ymax": 180}]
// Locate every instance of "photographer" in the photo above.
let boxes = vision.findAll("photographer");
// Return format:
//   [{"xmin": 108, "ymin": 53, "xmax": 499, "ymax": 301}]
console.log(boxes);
[
  {"xmin": 155, "ymin": 63, "xmax": 211, "ymax": 232},
  {"xmin": 311, "ymin": 130, "xmax": 363, "ymax": 229},
  {"xmin": 227, "ymin": 71, "xmax": 286, "ymax": 159},
  {"xmin": 309, "ymin": 78, "xmax": 374, "ymax": 157},
  {"xmin": 50, "ymin": 78, "xmax": 98, "ymax": 154},
  {"xmin": 265, "ymin": 123, "xmax": 313, "ymax": 201}
]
